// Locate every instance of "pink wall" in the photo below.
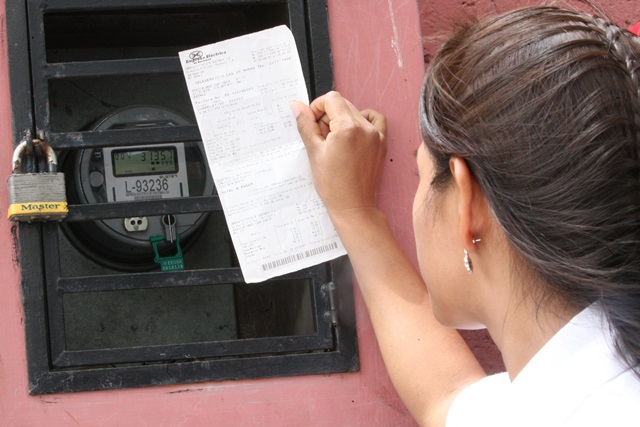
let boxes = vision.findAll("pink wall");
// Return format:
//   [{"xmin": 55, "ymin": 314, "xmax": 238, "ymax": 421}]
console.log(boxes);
[{"xmin": 0, "ymin": 0, "xmax": 427, "ymax": 425}]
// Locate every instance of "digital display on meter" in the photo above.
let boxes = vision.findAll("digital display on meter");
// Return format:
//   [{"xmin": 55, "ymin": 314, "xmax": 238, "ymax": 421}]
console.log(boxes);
[
  {"xmin": 102, "ymin": 143, "xmax": 190, "ymax": 203},
  {"xmin": 111, "ymin": 147, "xmax": 178, "ymax": 177}
]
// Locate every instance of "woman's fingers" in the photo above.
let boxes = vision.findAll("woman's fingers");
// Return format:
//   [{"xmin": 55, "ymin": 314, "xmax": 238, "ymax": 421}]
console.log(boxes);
[
  {"xmin": 360, "ymin": 108, "xmax": 387, "ymax": 138},
  {"xmin": 294, "ymin": 91, "xmax": 387, "ymax": 214}
]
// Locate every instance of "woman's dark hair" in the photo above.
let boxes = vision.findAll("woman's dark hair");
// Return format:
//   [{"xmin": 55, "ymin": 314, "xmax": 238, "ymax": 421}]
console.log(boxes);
[{"xmin": 419, "ymin": 6, "xmax": 640, "ymax": 372}]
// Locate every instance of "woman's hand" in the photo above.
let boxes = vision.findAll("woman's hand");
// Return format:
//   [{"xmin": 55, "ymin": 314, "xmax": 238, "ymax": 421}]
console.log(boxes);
[{"xmin": 292, "ymin": 91, "xmax": 387, "ymax": 216}]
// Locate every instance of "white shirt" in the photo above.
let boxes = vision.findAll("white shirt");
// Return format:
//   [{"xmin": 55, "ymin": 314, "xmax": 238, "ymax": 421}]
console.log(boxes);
[{"xmin": 447, "ymin": 304, "xmax": 640, "ymax": 426}]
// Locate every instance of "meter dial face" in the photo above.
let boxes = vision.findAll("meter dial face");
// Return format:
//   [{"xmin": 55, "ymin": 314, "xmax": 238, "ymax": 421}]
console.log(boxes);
[{"xmin": 67, "ymin": 105, "xmax": 214, "ymax": 270}]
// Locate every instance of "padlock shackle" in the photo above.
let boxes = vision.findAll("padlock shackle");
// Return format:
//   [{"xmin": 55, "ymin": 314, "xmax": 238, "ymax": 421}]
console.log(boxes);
[
  {"xmin": 45, "ymin": 144, "xmax": 59, "ymax": 173},
  {"xmin": 12, "ymin": 136, "xmax": 58, "ymax": 173},
  {"xmin": 12, "ymin": 139, "xmax": 28, "ymax": 174}
]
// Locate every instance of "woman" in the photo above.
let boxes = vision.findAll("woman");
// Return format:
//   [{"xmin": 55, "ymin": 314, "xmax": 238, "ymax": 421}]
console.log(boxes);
[{"xmin": 293, "ymin": 5, "xmax": 640, "ymax": 427}]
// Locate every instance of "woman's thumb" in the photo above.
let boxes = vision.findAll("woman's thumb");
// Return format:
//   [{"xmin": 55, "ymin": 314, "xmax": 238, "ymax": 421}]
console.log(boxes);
[{"xmin": 292, "ymin": 101, "xmax": 323, "ymax": 152}]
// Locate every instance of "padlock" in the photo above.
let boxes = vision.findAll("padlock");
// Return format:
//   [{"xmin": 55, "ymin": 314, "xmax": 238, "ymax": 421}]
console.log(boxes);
[{"xmin": 7, "ymin": 135, "xmax": 68, "ymax": 222}]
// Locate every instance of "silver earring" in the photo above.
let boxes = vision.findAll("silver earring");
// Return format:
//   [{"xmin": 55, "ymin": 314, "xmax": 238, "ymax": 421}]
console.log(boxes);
[
  {"xmin": 464, "ymin": 238, "xmax": 481, "ymax": 273},
  {"xmin": 464, "ymin": 250, "xmax": 473, "ymax": 273}
]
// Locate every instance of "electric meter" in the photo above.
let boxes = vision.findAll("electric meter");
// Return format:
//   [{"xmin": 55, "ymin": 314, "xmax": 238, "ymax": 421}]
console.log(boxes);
[{"xmin": 63, "ymin": 106, "xmax": 214, "ymax": 270}]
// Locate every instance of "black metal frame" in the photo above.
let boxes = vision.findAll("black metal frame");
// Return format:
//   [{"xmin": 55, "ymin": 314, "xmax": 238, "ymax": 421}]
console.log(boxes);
[{"xmin": 7, "ymin": 0, "xmax": 358, "ymax": 394}]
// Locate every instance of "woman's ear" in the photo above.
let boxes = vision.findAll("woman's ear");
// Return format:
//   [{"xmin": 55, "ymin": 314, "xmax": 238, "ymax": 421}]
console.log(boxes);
[{"xmin": 449, "ymin": 157, "xmax": 487, "ymax": 252}]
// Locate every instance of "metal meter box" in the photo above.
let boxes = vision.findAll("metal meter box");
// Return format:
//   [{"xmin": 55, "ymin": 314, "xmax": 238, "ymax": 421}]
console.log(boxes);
[{"xmin": 7, "ymin": 0, "xmax": 358, "ymax": 394}]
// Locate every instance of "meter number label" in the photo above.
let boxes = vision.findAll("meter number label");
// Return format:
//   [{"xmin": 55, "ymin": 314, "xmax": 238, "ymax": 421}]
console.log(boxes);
[{"xmin": 126, "ymin": 177, "xmax": 171, "ymax": 193}]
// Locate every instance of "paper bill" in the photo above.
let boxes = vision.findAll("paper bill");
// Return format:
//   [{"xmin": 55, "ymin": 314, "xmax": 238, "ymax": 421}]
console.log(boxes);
[{"xmin": 180, "ymin": 25, "xmax": 346, "ymax": 283}]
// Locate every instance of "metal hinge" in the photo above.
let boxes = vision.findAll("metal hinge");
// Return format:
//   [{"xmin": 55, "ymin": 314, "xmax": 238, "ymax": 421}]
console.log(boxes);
[{"xmin": 322, "ymin": 281, "xmax": 338, "ymax": 327}]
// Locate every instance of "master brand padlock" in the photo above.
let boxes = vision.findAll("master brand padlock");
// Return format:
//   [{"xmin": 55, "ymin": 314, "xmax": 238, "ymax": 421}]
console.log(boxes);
[{"xmin": 7, "ymin": 135, "xmax": 68, "ymax": 222}]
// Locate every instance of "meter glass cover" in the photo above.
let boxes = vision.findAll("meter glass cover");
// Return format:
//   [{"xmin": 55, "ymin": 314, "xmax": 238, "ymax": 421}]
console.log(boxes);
[{"xmin": 112, "ymin": 147, "xmax": 178, "ymax": 177}]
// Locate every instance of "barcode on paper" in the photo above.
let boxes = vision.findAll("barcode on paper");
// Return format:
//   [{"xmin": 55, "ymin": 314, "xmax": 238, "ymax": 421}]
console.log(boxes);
[{"xmin": 261, "ymin": 242, "xmax": 339, "ymax": 271}]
